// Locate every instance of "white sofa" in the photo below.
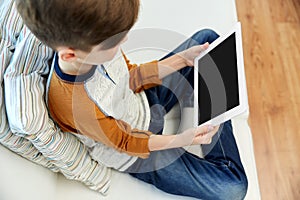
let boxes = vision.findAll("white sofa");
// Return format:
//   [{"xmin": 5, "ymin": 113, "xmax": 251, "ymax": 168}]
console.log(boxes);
[{"xmin": 0, "ymin": 0, "xmax": 261, "ymax": 199}]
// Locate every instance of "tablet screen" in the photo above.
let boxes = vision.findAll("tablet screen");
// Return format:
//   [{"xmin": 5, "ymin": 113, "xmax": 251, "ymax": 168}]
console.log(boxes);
[{"xmin": 197, "ymin": 32, "xmax": 240, "ymax": 125}]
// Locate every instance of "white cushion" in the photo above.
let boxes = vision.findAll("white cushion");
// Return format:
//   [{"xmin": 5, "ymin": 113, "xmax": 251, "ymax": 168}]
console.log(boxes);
[{"xmin": 0, "ymin": 145, "xmax": 57, "ymax": 200}]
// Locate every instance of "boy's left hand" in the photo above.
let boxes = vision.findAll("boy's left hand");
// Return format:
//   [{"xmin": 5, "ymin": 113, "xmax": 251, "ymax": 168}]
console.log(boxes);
[
  {"xmin": 178, "ymin": 42, "xmax": 209, "ymax": 66},
  {"xmin": 158, "ymin": 42, "xmax": 209, "ymax": 79}
]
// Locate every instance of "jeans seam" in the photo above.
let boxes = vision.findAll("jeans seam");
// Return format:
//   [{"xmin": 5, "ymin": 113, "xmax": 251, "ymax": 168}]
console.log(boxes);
[{"xmin": 218, "ymin": 131, "xmax": 228, "ymax": 162}]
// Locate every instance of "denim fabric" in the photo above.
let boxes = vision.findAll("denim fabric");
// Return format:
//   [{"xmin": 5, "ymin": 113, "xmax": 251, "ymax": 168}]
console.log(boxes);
[{"xmin": 126, "ymin": 29, "xmax": 248, "ymax": 200}]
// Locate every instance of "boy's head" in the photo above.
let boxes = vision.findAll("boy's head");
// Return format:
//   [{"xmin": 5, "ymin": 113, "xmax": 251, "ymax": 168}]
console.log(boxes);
[
  {"xmin": 16, "ymin": 0, "xmax": 140, "ymax": 51},
  {"xmin": 16, "ymin": 0, "xmax": 140, "ymax": 63}
]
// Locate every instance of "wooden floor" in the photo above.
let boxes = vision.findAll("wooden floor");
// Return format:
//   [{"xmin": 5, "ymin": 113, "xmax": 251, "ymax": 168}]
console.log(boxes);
[{"xmin": 236, "ymin": 0, "xmax": 300, "ymax": 199}]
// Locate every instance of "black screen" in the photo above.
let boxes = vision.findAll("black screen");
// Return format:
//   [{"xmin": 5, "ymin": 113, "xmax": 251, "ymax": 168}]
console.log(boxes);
[{"xmin": 197, "ymin": 33, "xmax": 239, "ymax": 124}]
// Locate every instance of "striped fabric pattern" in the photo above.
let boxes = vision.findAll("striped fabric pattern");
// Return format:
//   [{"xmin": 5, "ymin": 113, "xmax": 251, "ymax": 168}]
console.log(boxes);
[
  {"xmin": 0, "ymin": 0, "xmax": 57, "ymax": 171},
  {"xmin": 1, "ymin": 0, "xmax": 111, "ymax": 194}
]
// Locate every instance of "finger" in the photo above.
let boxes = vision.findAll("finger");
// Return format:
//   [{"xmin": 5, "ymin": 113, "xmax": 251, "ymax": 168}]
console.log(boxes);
[
  {"xmin": 195, "ymin": 125, "xmax": 214, "ymax": 135},
  {"xmin": 211, "ymin": 125, "xmax": 220, "ymax": 133},
  {"xmin": 202, "ymin": 128, "xmax": 219, "ymax": 143},
  {"xmin": 203, "ymin": 137, "xmax": 212, "ymax": 144},
  {"xmin": 195, "ymin": 126, "xmax": 218, "ymax": 144},
  {"xmin": 198, "ymin": 42, "xmax": 209, "ymax": 52},
  {"xmin": 193, "ymin": 44, "xmax": 209, "ymax": 56},
  {"xmin": 194, "ymin": 133, "xmax": 213, "ymax": 144},
  {"xmin": 206, "ymin": 129, "xmax": 218, "ymax": 138},
  {"xmin": 199, "ymin": 135, "xmax": 212, "ymax": 144},
  {"xmin": 202, "ymin": 42, "xmax": 209, "ymax": 48}
]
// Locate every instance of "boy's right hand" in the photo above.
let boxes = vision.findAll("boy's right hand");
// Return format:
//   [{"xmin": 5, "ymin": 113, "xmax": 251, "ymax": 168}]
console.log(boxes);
[
  {"xmin": 148, "ymin": 125, "xmax": 219, "ymax": 152},
  {"xmin": 180, "ymin": 125, "xmax": 220, "ymax": 145}
]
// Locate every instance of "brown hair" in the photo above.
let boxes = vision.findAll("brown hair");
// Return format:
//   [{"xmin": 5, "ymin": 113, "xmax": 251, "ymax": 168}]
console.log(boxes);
[{"xmin": 15, "ymin": 0, "xmax": 140, "ymax": 51}]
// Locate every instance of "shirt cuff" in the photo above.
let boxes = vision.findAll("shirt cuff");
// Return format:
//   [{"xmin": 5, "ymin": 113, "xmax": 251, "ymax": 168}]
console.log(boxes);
[{"xmin": 134, "ymin": 61, "xmax": 162, "ymax": 93}]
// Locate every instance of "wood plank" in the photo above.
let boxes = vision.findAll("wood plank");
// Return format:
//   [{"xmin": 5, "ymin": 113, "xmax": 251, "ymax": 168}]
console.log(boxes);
[
  {"xmin": 268, "ymin": 0, "xmax": 299, "ymax": 22},
  {"xmin": 292, "ymin": 0, "xmax": 300, "ymax": 21}
]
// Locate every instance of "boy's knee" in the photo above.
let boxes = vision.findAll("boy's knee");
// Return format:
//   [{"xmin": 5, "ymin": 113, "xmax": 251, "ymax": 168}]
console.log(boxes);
[
  {"xmin": 192, "ymin": 29, "xmax": 220, "ymax": 44},
  {"xmin": 217, "ymin": 177, "xmax": 248, "ymax": 200}
]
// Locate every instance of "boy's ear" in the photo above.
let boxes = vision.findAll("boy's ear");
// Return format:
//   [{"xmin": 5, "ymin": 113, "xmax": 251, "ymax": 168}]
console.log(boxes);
[{"xmin": 57, "ymin": 47, "xmax": 77, "ymax": 63}]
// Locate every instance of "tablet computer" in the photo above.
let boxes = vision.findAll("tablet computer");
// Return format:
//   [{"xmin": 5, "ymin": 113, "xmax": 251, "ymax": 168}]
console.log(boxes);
[{"xmin": 194, "ymin": 22, "xmax": 248, "ymax": 127}]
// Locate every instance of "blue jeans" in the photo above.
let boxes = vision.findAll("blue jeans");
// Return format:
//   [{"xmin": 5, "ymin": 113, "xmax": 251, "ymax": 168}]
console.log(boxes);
[{"xmin": 126, "ymin": 30, "xmax": 248, "ymax": 200}]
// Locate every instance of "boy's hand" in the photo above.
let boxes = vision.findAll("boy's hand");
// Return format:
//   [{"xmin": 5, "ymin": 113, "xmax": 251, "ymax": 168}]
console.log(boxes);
[
  {"xmin": 148, "ymin": 125, "xmax": 219, "ymax": 151},
  {"xmin": 158, "ymin": 42, "xmax": 209, "ymax": 79},
  {"xmin": 180, "ymin": 125, "xmax": 220, "ymax": 145},
  {"xmin": 178, "ymin": 42, "xmax": 209, "ymax": 66}
]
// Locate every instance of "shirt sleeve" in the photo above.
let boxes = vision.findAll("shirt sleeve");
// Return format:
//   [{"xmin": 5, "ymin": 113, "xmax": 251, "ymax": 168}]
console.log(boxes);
[
  {"xmin": 81, "ymin": 104, "xmax": 153, "ymax": 159},
  {"xmin": 122, "ymin": 53, "xmax": 162, "ymax": 93},
  {"xmin": 95, "ymin": 108, "xmax": 152, "ymax": 158}
]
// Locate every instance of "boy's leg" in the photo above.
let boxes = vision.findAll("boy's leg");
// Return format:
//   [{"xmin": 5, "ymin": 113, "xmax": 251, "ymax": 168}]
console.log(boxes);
[
  {"xmin": 126, "ymin": 121, "xmax": 248, "ymax": 200},
  {"xmin": 202, "ymin": 121, "xmax": 246, "ymax": 174}
]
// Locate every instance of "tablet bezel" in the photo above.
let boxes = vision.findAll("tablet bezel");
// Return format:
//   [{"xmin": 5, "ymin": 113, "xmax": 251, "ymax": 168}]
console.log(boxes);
[{"xmin": 194, "ymin": 22, "xmax": 248, "ymax": 127}]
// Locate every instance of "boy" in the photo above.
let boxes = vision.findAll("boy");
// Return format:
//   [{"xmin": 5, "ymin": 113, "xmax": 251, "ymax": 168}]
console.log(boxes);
[{"xmin": 16, "ymin": 0, "xmax": 248, "ymax": 199}]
